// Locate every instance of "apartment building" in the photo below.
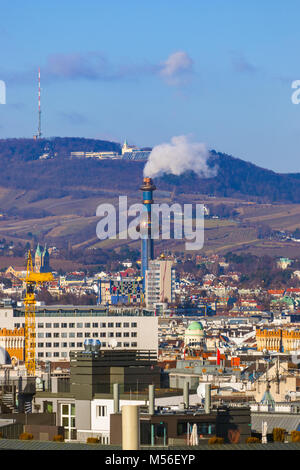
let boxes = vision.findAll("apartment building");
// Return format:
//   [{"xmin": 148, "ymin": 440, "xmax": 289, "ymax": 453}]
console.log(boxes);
[{"xmin": 145, "ymin": 258, "xmax": 176, "ymax": 309}]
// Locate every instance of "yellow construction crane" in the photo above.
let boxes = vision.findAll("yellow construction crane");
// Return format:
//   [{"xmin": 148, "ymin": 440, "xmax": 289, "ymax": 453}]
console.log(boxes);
[{"xmin": 22, "ymin": 250, "xmax": 53, "ymax": 376}]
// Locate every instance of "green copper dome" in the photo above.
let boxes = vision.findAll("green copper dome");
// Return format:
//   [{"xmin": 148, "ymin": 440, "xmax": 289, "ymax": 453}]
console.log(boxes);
[{"xmin": 187, "ymin": 321, "xmax": 203, "ymax": 331}]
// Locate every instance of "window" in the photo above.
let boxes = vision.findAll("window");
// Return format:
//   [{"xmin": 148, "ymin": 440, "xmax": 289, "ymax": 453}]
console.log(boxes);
[
  {"xmin": 62, "ymin": 342, "xmax": 67, "ymax": 348},
  {"xmin": 69, "ymin": 342, "xmax": 75, "ymax": 348},
  {"xmin": 100, "ymin": 323, "xmax": 106, "ymax": 328},
  {"xmin": 54, "ymin": 333, "xmax": 59, "ymax": 338},
  {"xmin": 61, "ymin": 333, "xmax": 67, "ymax": 338},
  {"xmin": 116, "ymin": 333, "xmax": 121, "ymax": 338},
  {"xmin": 38, "ymin": 343, "xmax": 44, "ymax": 347},
  {"xmin": 123, "ymin": 332, "xmax": 129, "ymax": 337},
  {"xmin": 123, "ymin": 342, "xmax": 130, "ymax": 347},
  {"xmin": 38, "ymin": 352, "xmax": 44, "ymax": 358},
  {"xmin": 43, "ymin": 401, "xmax": 53, "ymax": 413},
  {"xmin": 123, "ymin": 323, "xmax": 129, "ymax": 328},
  {"xmin": 97, "ymin": 405, "xmax": 107, "ymax": 417},
  {"xmin": 131, "ymin": 342, "xmax": 137, "ymax": 347},
  {"xmin": 69, "ymin": 323, "xmax": 75, "ymax": 328},
  {"xmin": 84, "ymin": 333, "xmax": 91, "ymax": 338},
  {"xmin": 54, "ymin": 352, "xmax": 59, "ymax": 358},
  {"xmin": 45, "ymin": 323, "xmax": 52, "ymax": 328},
  {"xmin": 45, "ymin": 342, "xmax": 52, "ymax": 348},
  {"xmin": 61, "ymin": 403, "xmax": 76, "ymax": 441},
  {"xmin": 54, "ymin": 323, "xmax": 59, "ymax": 328},
  {"xmin": 77, "ymin": 323, "xmax": 83, "ymax": 328},
  {"xmin": 38, "ymin": 323, "xmax": 44, "ymax": 328},
  {"xmin": 92, "ymin": 323, "xmax": 98, "ymax": 328},
  {"xmin": 77, "ymin": 332, "xmax": 83, "ymax": 337},
  {"xmin": 38, "ymin": 333, "xmax": 44, "ymax": 338},
  {"xmin": 53, "ymin": 343, "xmax": 59, "ymax": 348},
  {"xmin": 84, "ymin": 323, "xmax": 90, "ymax": 328},
  {"xmin": 177, "ymin": 422, "xmax": 216, "ymax": 436},
  {"xmin": 92, "ymin": 332, "xmax": 98, "ymax": 338},
  {"xmin": 116, "ymin": 323, "xmax": 121, "ymax": 328},
  {"xmin": 61, "ymin": 323, "xmax": 67, "ymax": 328},
  {"xmin": 46, "ymin": 333, "xmax": 52, "ymax": 338},
  {"xmin": 131, "ymin": 332, "xmax": 137, "ymax": 337},
  {"xmin": 100, "ymin": 333, "xmax": 106, "ymax": 338},
  {"xmin": 108, "ymin": 323, "xmax": 114, "ymax": 328},
  {"xmin": 108, "ymin": 333, "xmax": 114, "ymax": 338},
  {"xmin": 77, "ymin": 342, "xmax": 83, "ymax": 347},
  {"xmin": 69, "ymin": 333, "xmax": 75, "ymax": 338},
  {"xmin": 46, "ymin": 352, "xmax": 52, "ymax": 358},
  {"xmin": 131, "ymin": 323, "xmax": 137, "ymax": 328}
]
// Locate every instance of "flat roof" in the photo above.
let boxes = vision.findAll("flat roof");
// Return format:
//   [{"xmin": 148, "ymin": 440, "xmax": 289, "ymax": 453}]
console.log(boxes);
[{"xmin": 13, "ymin": 305, "xmax": 155, "ymax": 318}]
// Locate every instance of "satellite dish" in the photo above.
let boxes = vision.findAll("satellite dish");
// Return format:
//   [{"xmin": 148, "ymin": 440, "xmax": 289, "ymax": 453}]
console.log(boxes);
[{"xmin": 197, "ymin": 383, "xmax": 208, "ymax": 399}]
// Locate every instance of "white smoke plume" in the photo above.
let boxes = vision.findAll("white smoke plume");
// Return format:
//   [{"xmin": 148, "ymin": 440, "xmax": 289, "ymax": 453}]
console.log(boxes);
[{"xmin": 143, "ymin": 135, "xmax": 217, "ymax": 179}]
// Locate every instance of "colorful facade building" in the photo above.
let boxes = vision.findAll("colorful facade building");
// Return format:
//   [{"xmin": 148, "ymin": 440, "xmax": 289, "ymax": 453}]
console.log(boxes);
[
  {"xmin": 0, "ymin": 328, "xmax": 24, "ymax": 364},
  {"xmin": 256, "ymin": 328, "xmax": 300, "ymax": 352}
]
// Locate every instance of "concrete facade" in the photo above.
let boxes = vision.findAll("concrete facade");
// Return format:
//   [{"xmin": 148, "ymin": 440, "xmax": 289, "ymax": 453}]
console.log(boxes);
[
  {"xmin": 145, "ymin": 259, "xmax": 175, "ymax": 308},
  {"xmin": 0, "ymin": 306, "xmax": 158, "ymax": 362}
]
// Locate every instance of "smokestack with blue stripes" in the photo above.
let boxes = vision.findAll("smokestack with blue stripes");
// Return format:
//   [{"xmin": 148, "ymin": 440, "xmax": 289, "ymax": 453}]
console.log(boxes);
[{"xmin": 140, "ymin": 177, "xmax": 156, "ymax": 290}]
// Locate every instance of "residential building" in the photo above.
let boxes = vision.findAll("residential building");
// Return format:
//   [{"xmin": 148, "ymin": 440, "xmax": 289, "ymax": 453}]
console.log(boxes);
[{"xmin": 145, "ymin": 258, "xmax": 175, "ymax": 309}]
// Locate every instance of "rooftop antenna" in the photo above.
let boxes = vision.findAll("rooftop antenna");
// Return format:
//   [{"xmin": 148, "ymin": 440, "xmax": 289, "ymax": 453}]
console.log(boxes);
[{"xmin": 38, "ymin": 68, "xmax": 42, "ymax": 139}]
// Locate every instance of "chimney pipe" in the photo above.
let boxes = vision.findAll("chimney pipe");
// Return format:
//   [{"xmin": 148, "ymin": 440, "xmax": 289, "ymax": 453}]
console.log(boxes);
[
  {"xmin": 113, "ymin": 383, "xmax": 120, "ymax": 414},
  {"xmin": 148, "ymin": 384, "xmax": 155, "ymax": 416},
  {"xmin": 122, "ymin": 405, "xmax": 140, "ymax": 450},
  {"xmin": 183, "ymin": 381, "xmax": 189, "ymax": 409},
  {"xmin": 205, "ymin": 383, "xmax": 211, "ymax": 414}
]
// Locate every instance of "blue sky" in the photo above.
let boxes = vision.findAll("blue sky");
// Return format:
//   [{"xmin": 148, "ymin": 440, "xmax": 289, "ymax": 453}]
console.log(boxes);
[{"xmin": 0, "ymin": 0, "xmax": 300, "ymax": 173}]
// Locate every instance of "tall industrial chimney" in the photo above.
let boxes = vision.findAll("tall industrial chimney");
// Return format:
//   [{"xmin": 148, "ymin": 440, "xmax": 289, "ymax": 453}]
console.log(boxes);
[{"xmin": 140, "ymin": 177, "xmax": 156, "ymax": 289}]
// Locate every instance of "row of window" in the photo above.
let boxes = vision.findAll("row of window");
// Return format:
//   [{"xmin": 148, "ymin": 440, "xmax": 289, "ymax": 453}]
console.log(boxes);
[
  {"xmin": 37, "ymin": 332, "xmax": 137, "ymax": 338},
  {"xmin": 37, "ymin": 342, "xmax": 138, "ymax": 357},
  {"xmin": 37, "ymin": 335, "xmax": 137, "ymax": 347},
  {"xmin": 14, "ymin": 322, "xmax": 138, "ymax": 329}
]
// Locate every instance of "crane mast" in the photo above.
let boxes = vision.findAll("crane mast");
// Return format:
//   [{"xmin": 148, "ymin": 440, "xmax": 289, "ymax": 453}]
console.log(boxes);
[{"xmin": 23, "ymin": 250, "xmax": 53, "ymax": 376}]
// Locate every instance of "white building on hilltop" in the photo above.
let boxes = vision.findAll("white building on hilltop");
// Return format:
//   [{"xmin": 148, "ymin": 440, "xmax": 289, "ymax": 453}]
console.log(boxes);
[{"xmin": 121, "ymin": 138, "xmax": 137, "ymax": 155}]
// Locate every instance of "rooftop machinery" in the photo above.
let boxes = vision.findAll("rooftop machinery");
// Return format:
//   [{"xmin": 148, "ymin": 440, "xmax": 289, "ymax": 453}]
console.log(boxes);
[{"xmin": 22, "ymin": 250, "xmax": 53, "ymax": 376}]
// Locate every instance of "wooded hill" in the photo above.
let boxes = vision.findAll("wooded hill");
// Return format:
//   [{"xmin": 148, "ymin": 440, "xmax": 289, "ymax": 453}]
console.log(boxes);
[{"xmin": 0, "ymin": 137, "xmax": 299, "ymax": 203}]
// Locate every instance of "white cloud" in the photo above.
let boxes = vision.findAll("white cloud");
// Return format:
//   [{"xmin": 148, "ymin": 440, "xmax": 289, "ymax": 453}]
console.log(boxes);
[{"xmin": 159, "ymin": 51, "xmax": 194, "ymax": 85}]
